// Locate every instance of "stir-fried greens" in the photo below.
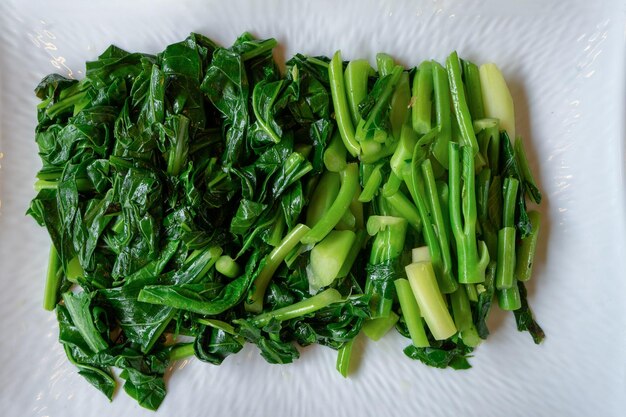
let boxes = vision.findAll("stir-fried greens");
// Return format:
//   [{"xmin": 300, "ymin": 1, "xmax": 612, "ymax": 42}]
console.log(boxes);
[{"xmin": 29, "ymin": 33, "xmax": 544, "ymax": 410}]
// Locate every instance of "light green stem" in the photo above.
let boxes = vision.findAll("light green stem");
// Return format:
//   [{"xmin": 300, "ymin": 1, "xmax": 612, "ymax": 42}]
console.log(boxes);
[
  {"xmin": 247, "ymin": 224, "xmax": 311, "ymax": 313},
  {"xmin": 329, "ymin": 51, "xmax": 360, "ymax": 157},
  {"xmin": 252, "ymin": 288, "xmax": 342, "ymax": 327}
]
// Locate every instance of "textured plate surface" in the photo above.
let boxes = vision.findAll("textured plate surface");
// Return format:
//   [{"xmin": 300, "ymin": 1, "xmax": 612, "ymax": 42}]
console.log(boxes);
[{"xmin": 0, "ymin": 1, "xmax": 625, "ymax": 416}]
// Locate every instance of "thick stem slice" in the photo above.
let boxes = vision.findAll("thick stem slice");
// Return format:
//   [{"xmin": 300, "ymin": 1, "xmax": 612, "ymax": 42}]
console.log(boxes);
[
  {"xmin": 362, "ymin": 312, "xmax": 399, "ymax": 341},
  {"xmin": 329, "ymin": 51, "xmax": 360, "ymax": 157},
  {"xmin": 479, "ymin": 62, "xmax": 515, "ymax": 140},
  {"xmin": 446, "ymin": 51, "xmax": 479, "ymax": 153},
  {"xmin": 405, "ymin": 262, "xmax": 457, "ymax": 340},
  {"xmin": 251, "ymin": 288, "xmax": 342, "ymax": 326},
  {"xmin": 395, "ymin": 278, "xmax": 430, "ymax": 347},
  {"xmin": 308, "ymin": 230, "xmax": 356, "ymax": 290},
  {"xmin": 515, "ymin": 210, "xmax": 541, "ymax": 282},
  {"xmin": 412, "ymin": 61, "xmax": 434, "ymax": 135},
  {"xmin": 247, "ymin": 224, "xmax": 311, "ymax": 313},
  {"xmin": 344, "ymin": 59, "xmax": 371, "ymax": 125},
  {"xmin": 301, "ymin": 163, "xmax": 359, "ymax": 244},
  {"xmin": 43, "ymin": 244, "xmax": 61, "ymax": 311}
]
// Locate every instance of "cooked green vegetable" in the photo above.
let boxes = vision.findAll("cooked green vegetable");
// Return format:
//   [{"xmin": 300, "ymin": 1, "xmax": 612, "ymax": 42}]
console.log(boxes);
[{"xmin": 29, "ymin": 34, "xmax": 545, "ymax": 409}]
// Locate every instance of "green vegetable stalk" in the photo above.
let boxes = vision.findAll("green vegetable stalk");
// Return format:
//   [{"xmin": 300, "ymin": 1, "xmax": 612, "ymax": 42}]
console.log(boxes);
[
  {"xmin": 431, "ymin": 61, "xmax": 452, "ymax": 168},
  {"xmin": 515, "ymin": 210, "xmax": 541, "ymax": 282},
  {"xmin": 251, "ymin": 288, "xmax": 342, "ymax": 326},
  {"xmin": 28, "ymin": 33, "xmax": 547, "ymax": 405},
  {"xmin": 395, "ymin": 278, "xmax": 429, "ymax": 347},
  {"xmin": 362, "ymin": 312, "xmax": 399, "ymax": 341},
  {"xmin": 365, "ymin": 216, "xmax": 408, "ymax": 319},
  {"xmin": 329, "ymin": 51, "xmax": 360, "ymax": 157},
  {"xmin": 344, "ymin": 59, "xmax": 371, "ymax": 126},
  {"xmin": 496, "ymin": 177, "xmax": 519, "ymax": 290},
  {"xmin": 412, "ymin": 61, "xmax": 434, "ymax": 135},
  {"xmin": 404, "ymin": 134, "xmax": 458, "ymax": 294},
  {"xmin": 43, "ymin": 244, "xmax": 62, "ymax": 311},
  {"xmin": 405, "ymin": 261, "xmax": 457, "ymax": 340},
  {"xmin": 301, "ymin": 163, "xmax": 359, "ymax": 244},
  {"xmin": 448, "ymin": 142, "xmax": 490, "ymax": 284},
  {"xmin": 247, "ymin": 224, "xmax": 311, "ymax": 313},
  {"xmin": 446, "ymin": 51, "xmax": 479, "ymax": 153}
]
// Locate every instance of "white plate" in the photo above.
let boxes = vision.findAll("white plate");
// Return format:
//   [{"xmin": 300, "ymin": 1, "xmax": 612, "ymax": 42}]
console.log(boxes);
[{"xmin": 1, "ymin": 1, "xmax": 624, "ymax": 416}]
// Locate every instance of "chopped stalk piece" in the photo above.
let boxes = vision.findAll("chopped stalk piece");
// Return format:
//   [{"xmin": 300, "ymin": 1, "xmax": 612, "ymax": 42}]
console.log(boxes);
[
  {"xmin": 395, "ymin": 278, "xmax": 430, "ymax": 347},
  {"xmin": 301, "ymin": 163, "xmax": 359, "ymax": 244},
  {"xmin": 358, "ymin": 164, "xmax": 383, "ymax": 202},
  {"xmin": 247, "ymin": 224, "xmax": 311, "ymax": 313},
  {"xmin": 448, "ymin": 143, "xmax": 490, "ymax": 284},
  {"xmin": 498, "ymin": 285, "xmax": 521, "ymax": 311},
  {"xmin": 366, "ymin": 216, "xmax": 408, "ymax": 318},
  {"xmin": 363, "ymin": 312, "xmax": 399, "ymax": 341},
  {"xmin": 336, "ymin": 338, "xmax": 355, "ymax": 378},
  {"xmin": 390, "ymin": 72, "xmax": 411, "ymax": 141},
  {"xmin": 251, "ymin": 288, "xmax": 342, "ymax": 326},
  {"xmin": 384, "ymin": 190, "xmax": 422, "ymax": 232},
  {"xmin": 432, "ymin": 61, "xmax": 452, "ymax": 168},
  {"xmin": 324, "ymin": 131, "xmax": 348, "ymax": 172},
  {"xmin": 329, "ymin": 51, "xmax": 360, "ymax": 156},
  {"xmin": 446, "ymin": 51, "xmax": 479, "ymax": 153},
  {"xmin": 412, "ymin": 247, "xmax": 431, "ymax": 263},
  {"xmin": 344, "ymin": 59, "xmax": 371, "ymax": 125},
  {"xmin": 216, "ymin": 255, "xmax": 241, "ymax": 279},
  {"xmin": 43, "ymin": 244, "xmax": 61, "ymax": 311},
  {"xmin": 412, "ymin": 61, "xmax": 434, "ymax": 135},
  {"xmin": 405, "ymin": 262, "xmax": 457, "ymax": 340},
  {"xmin": 337, "ymin": 230, "xmax": 368, "ymax": 278},
  {"xmin": 515, "ymin": 211, "xmax": 541, "ymax": 282},
  {"xmin": 462, "ymin": 59, "xmax": 485, "ymax": 120},
  {"xmin": 169, "ymin": 343, "xmax": 195, "ymax": 361},
  {"xmin": 306, "ymin": 171, "xmax": 341, "ymax": 228},
  {"xmin": 308, "ymin": 230, "xmax": 357, "ymax": 290},
  {"xmin": 479, "ymin": 62, "xmax": 515, "ymax": 140},
  {"xmin": 496, "ymin": 178, "xmax": 519, "ymax": 290}
]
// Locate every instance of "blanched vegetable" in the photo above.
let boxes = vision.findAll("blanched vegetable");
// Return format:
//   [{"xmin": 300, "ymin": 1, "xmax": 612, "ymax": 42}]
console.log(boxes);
[{"xmin": 30, "ymin": 34, "xmax": 545, "ymax": 410}]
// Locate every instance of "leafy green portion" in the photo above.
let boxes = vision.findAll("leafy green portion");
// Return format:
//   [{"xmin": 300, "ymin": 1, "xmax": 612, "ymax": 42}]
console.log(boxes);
[
  {"xmin": 57, "ymin": 305, "xmax": 116, "ymax": 400},
  {"xmin": 30, "ymin": 34, "xmax": 545, "ymax": 409},
  {"xmin": 403, "ymin": 339, "xmax": 473, "ymax": 370},
  {"xmin": 194, "ymin": 326, "xmax": 244, "ymax": 365},
  {"xmin": 513, "ymin": 281, "xmax": 545, "ymax": 344}
]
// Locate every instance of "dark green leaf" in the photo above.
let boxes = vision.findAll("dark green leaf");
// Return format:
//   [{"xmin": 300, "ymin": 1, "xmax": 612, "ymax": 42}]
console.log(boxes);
[
  {"xmin": 194, "ymin": 326, "xmax": 243, "ymax": 365},
  {"xmin": 513, "ymin": 281, "xmax": 545, "ymax": 344},
  {"xmin": 403, "ymin": 339, "xmax": 473, "ymax": 370}
]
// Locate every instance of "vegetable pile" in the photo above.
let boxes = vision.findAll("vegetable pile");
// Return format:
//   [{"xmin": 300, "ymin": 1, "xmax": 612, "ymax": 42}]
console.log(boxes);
[{"xmin": 29, "ymin": 32, "xmax": 544, "ymax": 410}]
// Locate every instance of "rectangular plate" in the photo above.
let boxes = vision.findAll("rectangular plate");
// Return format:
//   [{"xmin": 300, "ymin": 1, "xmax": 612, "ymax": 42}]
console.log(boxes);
[{"xmin": 0, "ymin": 1, "xmax": 624, "ymax": 416}]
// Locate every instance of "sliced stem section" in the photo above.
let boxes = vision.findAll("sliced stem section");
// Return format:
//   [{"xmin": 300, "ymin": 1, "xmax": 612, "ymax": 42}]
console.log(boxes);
[
  {"xmin": 412, "ymin": 61, "xmax": 434, "ymax": 135},
  {"xmin": 395, "ymin": 278, "xmax": 430, "ymax": 347},
  {"xmin": 405, "ymin": 262, "xmax": 457, "ymax": 340},
  {"xmin": 215, "ymin": 255, "xmax": 241, "ymax": 279},
  {"xmin": 169, "ymin": 343, "xmax": 195, "ymax": 362},
  {"xmin": 336, "ymin": 338, "xmax": 355, "ymax": 378},
  {"xmin": 43, "ymin": 244, "xmax": 62, "ymax": 311},
  {"xmin": 329, "ymin": 51, "xmax": 360, "ymax": 157},
  {"xmin": 496, "ymin": 177, "xmax": 519, "ymax": 290},
  {"xmin": 247, "ymin": 224, "xmax": 311, "ymax": 313},
  {"xmin": 344, "ymin": 59, "xmax": 371, "ymax": 125},
  {"xmin": 251, "ymin": 288, "xmax": 342, "ymax": 327},
  {"xmin": 365, "ymin": 216, "xmax": 408, "ymax": 319},
  {"xmin": 446, "ymin": 51, "xmax": 479, "ymax": 153},
  {"xmin": 323, "ymin": 131, "xmax": 348, "ymax": 173},
  {"xmin": 301, "ymin": 163, "xmax": 359, "ymax": 244},
  {"xmin": 449, "ymin": 143, "xmax": 490, "ymax": 284},
  {"xmin": 515, "ymin": 210, "xmax": 541, "ymax": 282},
  {"xmin": 362, "ymin": 312, "xmax": 399, "ymax": 341}
]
